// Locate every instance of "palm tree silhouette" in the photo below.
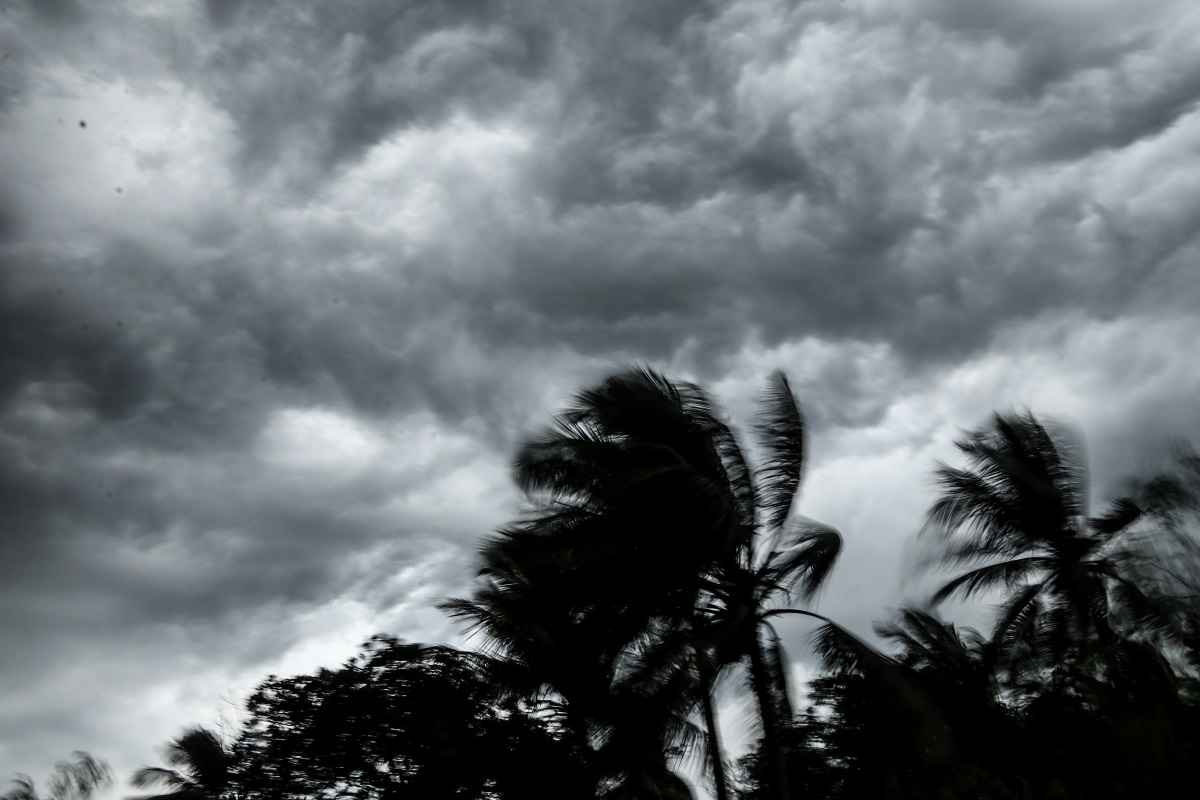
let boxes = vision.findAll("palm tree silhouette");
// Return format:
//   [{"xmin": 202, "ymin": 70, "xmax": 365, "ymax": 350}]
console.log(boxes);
[
  {"xmin": 130, "ymin": 728, "xmax": 233, "ymax": 800},
  {"xmin": 922, "ymin": 411, "xmax": 1176, "ymax": 697},
  {"xmin": 446, "ymin": 367, "xmax": 750, "ymax": 795},
  {"xmin": 445, "ymin": 367, "xmax": 841, "ymax": 800},
  {"xmin": 3, "ymin": 754, "xmax": 113, "ymax": 800}
]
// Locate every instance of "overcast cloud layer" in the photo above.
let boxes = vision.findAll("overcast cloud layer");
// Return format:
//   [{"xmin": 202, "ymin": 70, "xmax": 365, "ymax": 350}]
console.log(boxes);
[{"xmin": 2, "ymin": 0, "xmax": 1199, "ymax": 792}]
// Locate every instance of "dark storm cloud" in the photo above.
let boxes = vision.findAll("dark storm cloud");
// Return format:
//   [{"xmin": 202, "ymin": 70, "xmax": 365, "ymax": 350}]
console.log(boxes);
[
  {"xmin": 191, "ymin": 0, "xmax": 553, "ymax": 190},
  {"xmin": 21, "ymin": 0, "xmax": 86, "ymax": 27},
  {"xmin": 2, "ymin": 0, "xmax": 1195, "ymax": 608},
  {"xmin": 0, "ymin": 239, "xmax": 503, "ymax": 761},
  {"xmin": 47, "ymin": 0, "xmax": 1184, "ymax": 391},
  {"xmin": 0, "ymin": 245, "xmax": 485, "ymax": 610}
]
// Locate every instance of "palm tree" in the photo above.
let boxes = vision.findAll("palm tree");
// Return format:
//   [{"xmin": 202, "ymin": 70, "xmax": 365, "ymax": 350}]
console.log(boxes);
[
  {"xmin": 669, "ymin": 372, "xmax": 841, "ymax": 800},
  {"xmin": 446, "ymin": 367, "xmax": 751, "ymax": 795},
  {"xmin": 130, "ymin": 728, "xmax": 234, "ymax": 800},
  {"xmin": 4, "ymin": 753, "xmax": 113, "ymax": 800},
  {"xmin": 875, "ymin": 608, "xmax": 1027, "ymax": 778},
  {"xmin": 698, "ymin": 516, "xmax": 841, "ymax": 800},
  {"xmin": 444, "ymin": 367, "xmax": 841, "ymax": 800},
  {"xmin": 921, "ymin": 411, "xmax": 1177, "ymax": 697}
]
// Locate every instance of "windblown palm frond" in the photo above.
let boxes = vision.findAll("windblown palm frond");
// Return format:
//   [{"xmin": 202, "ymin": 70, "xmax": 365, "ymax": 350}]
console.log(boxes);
[
  {"xmin": 922, "ymin": 411, "xmax": 1192, "ymax": 698},
  {"xmin": 4, "ymin": 754, "xmax": 113, "ymax": 800},
  {"xmin": 760, "ymin": 521, "xmax": 843, "ymax": 605},
  {"xmin": 447, "ymin": 366, "xmax": 844, "ymax": 800},
  {"xmin": 131, "ymin": 728, "xmax": 231, "ymax": 800},
  {"xmin": 929, "ymin": 556, "xmax": 1051, "ymax": 606},
  {"xmin": 807, "ymin": 618, "xmax": 889, "ymax": 678},
  {"xmin": 755, "ymin": 371, "xmax": 807, "ymax": 533}
]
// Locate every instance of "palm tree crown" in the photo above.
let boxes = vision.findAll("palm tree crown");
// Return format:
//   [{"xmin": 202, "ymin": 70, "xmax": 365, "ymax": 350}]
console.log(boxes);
[
  {"xmin": 130, "ymin": 727, "xmax": 233, "ymax": 800},
  {"xmin": 922, "ymin": 411, "xmax": 1172, "ymax": 691},
  {"xmin": 445, "ymin": 367, "xmax": 842, "ymax": 800}
]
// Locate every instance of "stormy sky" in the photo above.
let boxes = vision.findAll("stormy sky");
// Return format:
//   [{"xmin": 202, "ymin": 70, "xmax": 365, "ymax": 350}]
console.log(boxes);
[{"xmin": 2, "ymin": 0, "xmax": 1199, "ymax": 792}]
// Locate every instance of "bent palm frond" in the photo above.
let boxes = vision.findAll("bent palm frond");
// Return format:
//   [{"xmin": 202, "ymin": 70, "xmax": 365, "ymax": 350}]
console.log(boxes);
[
  {"xmin": 930, "ymin": 556, "xmax": 1050, "ymax": 605},
  {"xmin": 761, "ymin": 521, "xmax": 842, "ymax": 605},
  {"xmin": 754, "ymin": 371, "xmax": 807, "ymax": 533}
]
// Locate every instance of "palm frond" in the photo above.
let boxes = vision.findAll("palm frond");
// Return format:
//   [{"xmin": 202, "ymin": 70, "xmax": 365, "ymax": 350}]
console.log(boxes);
[
  {"xmin": 708, "ymin": 421, "xmax": 757, "ymax": 538},
  {"xmin": 3, "ymin": 776, "xmax": 39, "ymax": 800},
  {"xmin": 991, "ymin": 581, "xmax": 1046, "ymax": 656},
  {"xmin": 1089, "ymin": 497, "xmax": 1142, "ymax": 537},
  {"xmin": 514, "ymin": 420, "xmax": 619, "ymax": 501},
  {"xmin": 875, "ymin": 607, "xmax": 993, "ymax": 690},
  {"xmin": 760, "ymin": 626, "xmax": 794, "ymax": 722},
  {"xmin": 875, "ymin": 608, "xmax": 952, "ymax": 667},
  {"xmin": 925, "ymin": 412, "xmax": 1088, "ymax": 554},
  {"xmin": 754, "ymin": 371, "xmax": 807, "ymax": 532},
  {"xmin": 44, "ymin": 755, "xmax": 112, "ymax": 800},
  {"xmin": 1101, "ymin": 567, "xmax": 1183, "ymax": 641},
  {"xmin": 761, "ymin": 521, "xmax": 842, "ymax": 605},
  {"xmin": 930, "ymin": 556, "xmax": 1050, "ymax": 605},
  {"xmin": 129, "ymin": 769, "xmax": 189, "ymax": 792},
  {"xmin": 563, "ymin": 368, "xmax": 730, "ymax": 488},
  {"xmin": 808, "ymin": 620, "xmax": 890, "ymax": 677},
  {"xmin": 923, "ymin": 466, "xmax": 1031, "ymax": 557}
]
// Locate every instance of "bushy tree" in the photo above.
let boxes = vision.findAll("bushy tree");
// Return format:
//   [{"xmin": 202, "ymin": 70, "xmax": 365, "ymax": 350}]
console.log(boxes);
[{"xmin": 230, "ymin": 636, "xmax": 578, "ymax": 800}]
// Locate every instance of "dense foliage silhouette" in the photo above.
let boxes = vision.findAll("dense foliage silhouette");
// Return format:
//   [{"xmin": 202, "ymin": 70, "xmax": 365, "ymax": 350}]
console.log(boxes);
[
  {"xmin": 230, "ymin": 636, "xmax": 578, "ymax": 800},
  {"xmin": 443, "ymin": 368, "xmax": 842, "ymax": 799},
  {"xmin": 737, "ymin": 414, "xmax": 1200, "ymax": 799}
]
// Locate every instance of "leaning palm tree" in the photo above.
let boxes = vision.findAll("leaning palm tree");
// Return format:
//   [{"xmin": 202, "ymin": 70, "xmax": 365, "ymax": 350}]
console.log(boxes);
[
  {"xmin": 681, "ymin": 373, "xmax": 841, "ymax": 800},
  {"xmin": 921, "ymin": 411, "xmax": 1177, "ymax": 696},
  {"xmin": 697, "ymin": 519, "xmax": 841, "ymax": 800},
  {"xmin": 130, "ymin": 727, "xmax": 234, "ymax": 800},
  {"xmin": 447, "ymin": 367, "xmax": 753, "ymax": 795},
  {"xmin": 787, "ymin": 611, "xmax": 1024, "ymax": 799},
  {"xmin": 445, "ymin": 367, "xmax": 841, "ymax": 800}
]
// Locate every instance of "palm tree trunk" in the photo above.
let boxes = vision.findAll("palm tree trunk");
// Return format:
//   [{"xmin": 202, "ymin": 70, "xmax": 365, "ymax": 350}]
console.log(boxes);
[
  {"xmin": 701, "ymin": 685, "xmax": 731, "ymax": 800},
  {"xmin": 748, "ymin": 635, "xmax": 790, "ymax": 800}
]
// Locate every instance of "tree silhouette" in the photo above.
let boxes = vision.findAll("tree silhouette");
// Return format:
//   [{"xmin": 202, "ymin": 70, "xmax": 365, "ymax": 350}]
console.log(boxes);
[
  {"xmin": 445, "ymin": 367, "xmax": 749, "ymax": 796},
  {"xmin": 445, "ymin": 368, "xmax": 841, "ymax": 800},
  {"xmin": 230, "ymin": 636, "xmax": 576, "ymax": 800},
  {"xmin": 94, "ymin": 397, "xmax": 1200, "ymax": 799},
  {"xmin": 921, "ymin": 412, "xmax": 1180, "ymax": 696},
  {"xmin": 3, "ymin": 754, "xmax": 112, "ymax": 800},
  {"xmin": 692, "ymin": 372, "xmax": 841, "ymax": 800},
  {"xmin": 130, "ymin": 728, "xmax": 234, "ymax": 800}
]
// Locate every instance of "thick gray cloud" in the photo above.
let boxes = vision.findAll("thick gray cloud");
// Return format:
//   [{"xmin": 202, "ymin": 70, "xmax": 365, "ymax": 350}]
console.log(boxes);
[{"xmin": 2, "ymin": 0, "xmax": 1199, "ymax": 793}]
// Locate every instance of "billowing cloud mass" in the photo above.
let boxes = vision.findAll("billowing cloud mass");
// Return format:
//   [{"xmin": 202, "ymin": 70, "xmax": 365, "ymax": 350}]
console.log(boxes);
[{"xmin": 2, "ymin": 0, "xmax": 1198, "ymax": 792}]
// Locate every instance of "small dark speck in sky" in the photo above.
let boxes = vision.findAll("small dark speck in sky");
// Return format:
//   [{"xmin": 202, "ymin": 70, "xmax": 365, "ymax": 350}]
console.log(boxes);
[
  {"xmin": 79, "ymin": 120, "xmax": 86, "ymax": 128},
  {"xmin": 115, "ymin": 187, "xmax": 123, "ymax": 193}
]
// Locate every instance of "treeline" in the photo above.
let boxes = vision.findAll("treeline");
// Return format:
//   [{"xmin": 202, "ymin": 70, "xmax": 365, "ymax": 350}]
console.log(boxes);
[{"xmin": 9, "ymin": 368, "xmax": 1200, "ymax": 800}]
